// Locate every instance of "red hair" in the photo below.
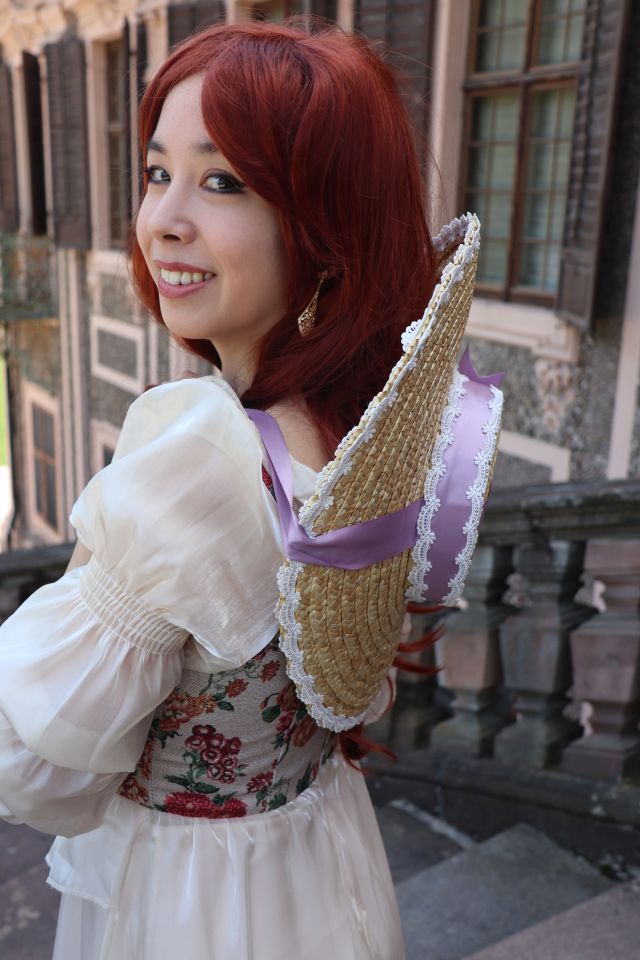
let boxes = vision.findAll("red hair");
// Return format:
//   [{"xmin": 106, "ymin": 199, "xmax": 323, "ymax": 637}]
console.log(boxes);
[{"xmin": 129, "ymin": 16, "xmax": 438, "ymax": 456}]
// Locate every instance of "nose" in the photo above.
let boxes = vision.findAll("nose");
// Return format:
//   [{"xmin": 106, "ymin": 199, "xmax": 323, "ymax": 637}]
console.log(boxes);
[{"xmin": 145, "ymin": 187, "xmax": 197, "ymax": 244}]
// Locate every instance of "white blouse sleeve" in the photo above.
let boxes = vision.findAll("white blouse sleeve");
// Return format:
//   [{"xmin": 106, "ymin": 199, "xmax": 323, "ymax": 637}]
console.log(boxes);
[{"xmin": 0, "ymin": 377, "xmax": 284, "ymax": 832}]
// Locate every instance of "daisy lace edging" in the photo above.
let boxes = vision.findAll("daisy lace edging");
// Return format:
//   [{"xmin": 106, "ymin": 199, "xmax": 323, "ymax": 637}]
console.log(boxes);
[
  {"xmin": 444, "ymin": 384, "xmax": 503, "ymax": 604},
  {"xmin": 298, "ymin": 213, "xmax": 481, "ymax": 537},
  {"xmin": 275, "ymin": 562, "xmax": 369, "ymax": 732},
  {"xmin": 405, "ymin": 370, "xmax": 467, "ymax": 603}
]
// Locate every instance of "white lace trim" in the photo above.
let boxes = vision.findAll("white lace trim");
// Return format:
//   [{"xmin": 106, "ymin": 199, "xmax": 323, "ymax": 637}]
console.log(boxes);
[
  {"xmin": 276, "ymin": 212, "xmax": 482, "ymax": 730},
  {"xmin": 275, "ymin": 562, "xmax": 368, "ymax": 731},
  {"xmin": 443, "ymin": 384, "xmax": 503, "ymax": 604},
  {"xmin": 298, "ymin": 213, "xmax": 481, "ymax": 537},
  {"xmin": 405, "ymin": 370, "xmax": 467, "ymax": 602}
]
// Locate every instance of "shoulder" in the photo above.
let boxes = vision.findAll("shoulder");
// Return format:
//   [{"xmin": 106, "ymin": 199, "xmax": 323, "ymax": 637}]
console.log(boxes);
[{"xmin": 114, "ymin": 373, "xmax": 259, "ymax": 463}]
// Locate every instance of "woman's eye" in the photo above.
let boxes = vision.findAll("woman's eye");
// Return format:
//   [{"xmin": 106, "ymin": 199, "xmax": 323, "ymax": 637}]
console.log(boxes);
[{"xmin": 142, "ymin": 166, "xmax": 243, "ymax": 194}]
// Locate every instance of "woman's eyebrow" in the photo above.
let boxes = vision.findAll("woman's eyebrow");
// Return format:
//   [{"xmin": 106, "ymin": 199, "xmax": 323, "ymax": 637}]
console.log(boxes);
[{"xmin": 146, "ymin": 138, "xmax": 220, "ymax": 156}]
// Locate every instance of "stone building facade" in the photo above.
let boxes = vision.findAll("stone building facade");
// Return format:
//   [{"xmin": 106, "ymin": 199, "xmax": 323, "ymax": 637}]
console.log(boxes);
[{"xmin": 0, "ymin": 0, "xmax": 636, "ymax": 549}]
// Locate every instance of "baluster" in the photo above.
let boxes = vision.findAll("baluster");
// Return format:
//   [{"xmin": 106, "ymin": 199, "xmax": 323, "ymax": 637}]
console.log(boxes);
[
  {"xmin": 430, "ymin": 545, "xmax": 514, "ymax": 756},
  {"xmin": 369, "ymin": 607, "xmax": 449, "ymax": 751},
  {"xmin": 561, "ymin": 539, "xmax": 640, "ymax": 780},
  {"xmin": 493, "ymin": 538, "xmax": 589, "ymax": 768}
]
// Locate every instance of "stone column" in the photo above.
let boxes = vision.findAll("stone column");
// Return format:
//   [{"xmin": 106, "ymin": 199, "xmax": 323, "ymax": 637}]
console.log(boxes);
[
  {"xmin": 369, "ymin": 606, "xmax": 450, "ymax": 751},
  {"xmin": 430, "ymin": 545, "xmax": 515, "ymax": 757},
  {"xmin": 561, "ymin": 539, "xmax": 640, "ymax": 780},
  {"xmin": 493, "ymin": 539, "xmax": 591, "ymax": 768}
]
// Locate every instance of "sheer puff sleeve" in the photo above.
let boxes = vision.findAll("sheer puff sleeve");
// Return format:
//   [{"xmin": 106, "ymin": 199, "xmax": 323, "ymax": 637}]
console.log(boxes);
[{"xmin": 0, "ymin": 376, "xmax": 284, "ymax": 832}]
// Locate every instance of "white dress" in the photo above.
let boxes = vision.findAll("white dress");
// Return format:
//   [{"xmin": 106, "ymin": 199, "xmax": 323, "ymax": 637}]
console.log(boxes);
[{"xmin": 0, "ymin": 372, "xmax": 405, "ymax": 960}]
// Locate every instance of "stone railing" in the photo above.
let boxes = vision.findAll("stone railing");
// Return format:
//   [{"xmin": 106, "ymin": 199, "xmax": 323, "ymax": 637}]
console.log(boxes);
[
  {"xmin": 2, "ymin": 480, "xmax": 639, "ymax": 788},
  {"xmin": 0, "ymin": 543, "xmax": 72, "ymax": 621},
  {"xmin": 375, "ymin": 478, "xmax": 640, "ymax": 785}
]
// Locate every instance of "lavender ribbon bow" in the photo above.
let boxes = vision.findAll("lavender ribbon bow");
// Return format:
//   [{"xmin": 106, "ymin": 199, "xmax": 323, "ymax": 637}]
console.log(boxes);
[{"xmin": 245, "ymin": 348, "xmax": 504, "ymax": 582}]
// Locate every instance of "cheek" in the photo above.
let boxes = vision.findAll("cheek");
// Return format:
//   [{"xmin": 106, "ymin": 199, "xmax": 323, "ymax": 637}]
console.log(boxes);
[{"xmin": 135, "ymin": 203, "xmax": 151, "ymax": 261}]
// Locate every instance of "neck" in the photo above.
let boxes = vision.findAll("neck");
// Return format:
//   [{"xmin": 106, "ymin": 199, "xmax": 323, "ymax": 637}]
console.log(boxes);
[{"xmin": 214, "ymin": 343, "xmax": 256, "ymax": 397}]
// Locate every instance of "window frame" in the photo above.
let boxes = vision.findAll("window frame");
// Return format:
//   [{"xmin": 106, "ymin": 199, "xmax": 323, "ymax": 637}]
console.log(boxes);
[
  {"xmin": 22, "ymin": 380, "xmax": 64, "ymax": 543},
  {"xmin": 459, "ymin": 0, "xmax": 585, "ymax": 306}
]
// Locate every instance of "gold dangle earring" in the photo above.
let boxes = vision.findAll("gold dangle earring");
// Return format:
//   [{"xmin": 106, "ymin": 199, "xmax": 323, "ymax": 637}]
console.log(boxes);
[{"xmin": 297, "ymin": 270, "xmax": 328, "ymax": 337}]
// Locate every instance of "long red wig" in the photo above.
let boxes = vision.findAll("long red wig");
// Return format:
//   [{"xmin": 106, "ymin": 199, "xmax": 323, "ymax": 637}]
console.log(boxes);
[
  {"xmin": 129, "ymin": 16, "xmax": 439, "ymax": 456},
  {"xmin": 130, "ymin": 16, "xmax": 443, "ymax": 769}
]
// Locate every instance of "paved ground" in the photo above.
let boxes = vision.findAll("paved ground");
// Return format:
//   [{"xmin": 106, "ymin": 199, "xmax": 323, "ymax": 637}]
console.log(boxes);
[{"xmin": 0, "ymin": 821, "xmax": 60, "ymax": 959}]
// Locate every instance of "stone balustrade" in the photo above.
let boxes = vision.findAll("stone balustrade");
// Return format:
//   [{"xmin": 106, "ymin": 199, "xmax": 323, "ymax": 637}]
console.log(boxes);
[
  {"xmin": 1, "ymin": 479, "xmax": 639, "ymax": 790},
  {"xmin": 383, "ymin": 478, "xmax": 640, "ymax": 784}
]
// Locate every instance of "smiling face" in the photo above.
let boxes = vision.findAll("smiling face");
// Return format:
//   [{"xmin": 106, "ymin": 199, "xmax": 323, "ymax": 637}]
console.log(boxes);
[{"xmin": 136, "ymin": 73, "xmax": 291, "ymax": 373}]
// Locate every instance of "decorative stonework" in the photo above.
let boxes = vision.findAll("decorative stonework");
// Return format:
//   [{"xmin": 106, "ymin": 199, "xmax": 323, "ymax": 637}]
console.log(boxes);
[{"xmin": 534, "ymin": 358, "xmax": 576, "ymax": 437}]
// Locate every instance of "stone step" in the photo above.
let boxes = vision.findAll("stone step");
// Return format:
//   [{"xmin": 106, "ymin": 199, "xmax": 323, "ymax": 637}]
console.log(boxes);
[
  {"xmin": 395, "ymin": 822, "xmax": 613, "ymax": 960},
  {"xmin": 463, "ymin": 879, "xmax": 640, "ymax": 960},
  {"xmin": 374, "ymin": 799, "xmax": 474, "ymax": 885}
]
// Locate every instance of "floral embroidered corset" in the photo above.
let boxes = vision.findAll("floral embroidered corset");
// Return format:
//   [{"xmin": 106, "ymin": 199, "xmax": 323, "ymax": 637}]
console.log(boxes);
[{"xmin": 117, "ymin": 636, "xmax": 338, "ymax": 819}]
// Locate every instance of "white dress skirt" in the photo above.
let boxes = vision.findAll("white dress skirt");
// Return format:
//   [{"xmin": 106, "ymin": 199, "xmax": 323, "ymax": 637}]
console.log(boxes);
[
  {"xmin": 0, "ymin": 374, "xmax": 405, "ymax": 959},
  {"xmin": 46, "ymin": 750, "xmax": 404, "ymax": 960}
]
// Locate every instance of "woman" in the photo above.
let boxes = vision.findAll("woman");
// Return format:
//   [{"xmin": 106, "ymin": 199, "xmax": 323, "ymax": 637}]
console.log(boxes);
[{"xmin": 0, "ymin": 17, "xmax": 502, "ymax": 960}]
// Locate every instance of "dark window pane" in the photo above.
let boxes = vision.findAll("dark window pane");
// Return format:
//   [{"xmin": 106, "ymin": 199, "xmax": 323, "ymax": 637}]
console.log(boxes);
[
  {"xmin": 477, "ymin": 30, "xmax": 500, "ymax": 72},
  {"xmin": 542, "ymin": 0, "xmax": 570, "ymax": 14},
  {"xmin": 466, "ymin": 192, "xmax": 489, "ymax": 225},
  {"xmin": 478, "ymin": 238, "xmax": 509, "ymax": 284},
  {"xmin": 35, "ymin": 458, "xmax": 44, "ymax": 516},
  {"xmin": 498, "ymin": 26, "xmax": 525, "ymax": 69},
  {"xmin": 46, "ymin": 463, "xmax": 57, "ymax": 527},
  {"xmin": 537, "ymin": 0, "xmax": 586, "ymax": 65},
  {"xmin": 519, "ymin": 242, "xmax": 546, "ymax": 287},
  {"xmin": 489, "ymin": 145, "xmax": 517, "ymax": 188},
  {"xmin": 472, "ymin": 97, "xmax": 494, "ymax": 140},
  {"xmin": 43, "ymin": 410, "xmax": 54, "ymax": 457},
  {"xmin": 494, "ymin": 94, "xmax": 520, "ymax": 138},
  {"xmin": 469, "ymin": 146, "xmax": 491, "ymax": 188},
  {"xmin": 528, "ymin": 142, "xmax": 553, "ymax": 188},
  {"xmin": 488, "ymin": 193, "xmax": 512, "ymax": 238},
  {"xmin": 523, "ymin": 192, "xmax": 550, "ymax": 239},
  {"xmin": 566, "ymin": 14, "xmax": 585, "ymax": 61},
  {"xmin": 480, "ymin": 0, "xmax": 502, "ymax": 27},
  {"xmin": 549, "ymin": 194, "xmax": 566, "ymax": 242},
  {"xmin": 538, "ymin": 18, "xmax": 566, "ymax": 64}
]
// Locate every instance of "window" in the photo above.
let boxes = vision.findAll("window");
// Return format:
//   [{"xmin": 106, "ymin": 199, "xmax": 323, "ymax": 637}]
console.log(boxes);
[
  {"xmin": 462, "ymin": 0, "xmax": 587, "ymax": 303},
  {"xmin": 248, "ymin": 0, "xmax": 300, "ymax": 22},
  {"xmin": 105, "ymin": 38, "xmax": 129, "ymax": 248},
  {"xmin": 31, "ymin": 403, "xmax": 58, "ymax": 530}
]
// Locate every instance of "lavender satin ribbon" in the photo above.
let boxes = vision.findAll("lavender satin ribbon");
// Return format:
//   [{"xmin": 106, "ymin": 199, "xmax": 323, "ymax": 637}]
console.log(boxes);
[
  {"xmin": 245, "ymin": 347, "xmax": 504, "ymax": 582},
  {"xmin": 246, "ymin": 408, "xmax": 423, "ymax": 567}
]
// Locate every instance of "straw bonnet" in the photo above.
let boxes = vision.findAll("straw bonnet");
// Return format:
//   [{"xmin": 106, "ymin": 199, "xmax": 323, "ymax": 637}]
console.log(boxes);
[{"xmin": 247, "ymin": 212, "xmax": 504, "ymax": 732}]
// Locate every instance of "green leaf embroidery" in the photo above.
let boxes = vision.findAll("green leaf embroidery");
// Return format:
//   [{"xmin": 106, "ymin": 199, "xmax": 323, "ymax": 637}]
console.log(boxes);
[
  {"xmin": 192, "ymin": 783, "xmax": 220, "ymax": 795},
  {"xmin": 262, "ymin": 705, "xmax": 281, "ymax": 723},
  {"xmin": 164, "ymin": 775, "xmax": 193, "ymax": 789}
]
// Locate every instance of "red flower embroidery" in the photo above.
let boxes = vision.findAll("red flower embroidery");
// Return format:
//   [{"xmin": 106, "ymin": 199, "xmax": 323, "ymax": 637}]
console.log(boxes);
[
  {"xmin": 119, "ymin": 774, "xmax": 150, "ymax": 806},
  {"xmin": 226, "ymin": 678, "xmax": 248, "ymax": 698},
  {"xmin": 277, "ymin": 681, "xmax": 300, "ymax": 714},
  {"xmin": 261, "ymin": 466, "xmax": 274, "ymax": 492},
  {"xmin": 164, "ymin": 792, "xmax": 220, "ymax": 818},
  {"xmin": 260, "ymin": 661, "xmax": 280, "ymax": 683},
  {"xmin": 292, "ymin": 715, "xmax": 317, "ymax": 748},
  {"xmin": 158, "ymin": 691, "xmax": 208, "ymax": 733},
  {"xmin": 164, "ymin": 793, "xmax": 249, "ymax": 819},
  {"xmin": 276, "ymin": 713, "xmax": 294, "ymax": 732},
  {"xmin": 138, "ymin": 731, "xmax": 156, "ymax": 780},
  {"xmin": 247, "ymin": 771, "xmax": 273, "ymax": 793},
  {"xmin": 215, "ymin": 798, "xmax": 248, "ymax": 818}
]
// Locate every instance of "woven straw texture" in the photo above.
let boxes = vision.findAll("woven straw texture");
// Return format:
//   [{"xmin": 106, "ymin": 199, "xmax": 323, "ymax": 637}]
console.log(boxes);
[{"xmin": 277, "ymin": 214, "xmax": 482, "ymax": 724}]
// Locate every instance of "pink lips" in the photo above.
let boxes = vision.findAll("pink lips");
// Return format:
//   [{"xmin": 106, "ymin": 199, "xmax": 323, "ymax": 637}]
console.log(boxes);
[{"xmin": 157, "ymin": 273, "xmax": 216, "ymax": 299}]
